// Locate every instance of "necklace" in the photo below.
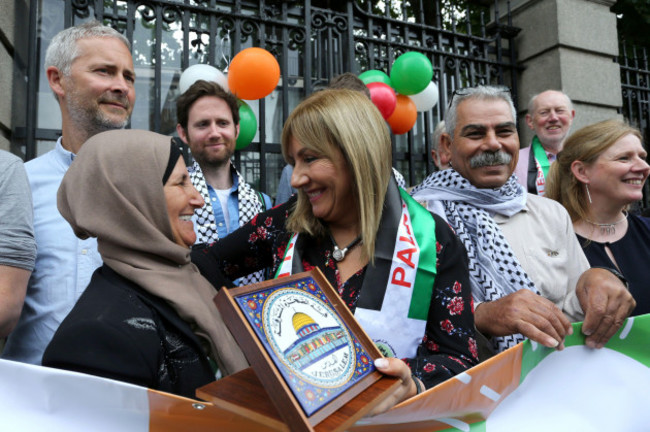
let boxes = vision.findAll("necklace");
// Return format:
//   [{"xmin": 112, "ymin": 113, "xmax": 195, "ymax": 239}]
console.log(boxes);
[
  {"xmin": 328, "ymin": 232, "xmax": 362, "ymax": 262},
  {"xmin": 585, "ymin": 211, "xmax": 628, "ymax": 236}
]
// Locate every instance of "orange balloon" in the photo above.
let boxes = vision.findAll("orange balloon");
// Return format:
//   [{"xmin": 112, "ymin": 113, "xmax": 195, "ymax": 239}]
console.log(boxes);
[
  {"xmin": 386, "ymin": 94, "xmax": 417, "ymax": 135},
  {"xmin": 228, "ymin": 47, "xmax": 281, "ymax": 100}
]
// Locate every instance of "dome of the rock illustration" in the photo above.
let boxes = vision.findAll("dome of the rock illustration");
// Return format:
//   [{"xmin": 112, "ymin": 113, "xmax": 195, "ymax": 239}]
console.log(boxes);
[{"xmin": 292, "ymin": 312, "xmax": 321, "ymax": 337}]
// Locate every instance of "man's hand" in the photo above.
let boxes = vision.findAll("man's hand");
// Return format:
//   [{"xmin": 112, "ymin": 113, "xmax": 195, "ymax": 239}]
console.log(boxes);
[
  {"xmin": 474, "ymin": 290, "xmax": 572, "ymax": 349},
  {"xmin": 576, "ymin": 268, "xmax": 635, "ymax": 349},
  {"xmin": 365, "ymin": 358, "xmax": 418, "ymax": 417}
]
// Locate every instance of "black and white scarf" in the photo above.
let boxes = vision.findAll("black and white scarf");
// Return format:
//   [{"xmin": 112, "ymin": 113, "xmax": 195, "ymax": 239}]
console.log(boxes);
[
  {"xmin": 411, "ymin": 169, "xmax": 539, "ymax": 352},
  {"xmin": 189, "ymin": 161, "xmax": 266, "ymax": 285}
]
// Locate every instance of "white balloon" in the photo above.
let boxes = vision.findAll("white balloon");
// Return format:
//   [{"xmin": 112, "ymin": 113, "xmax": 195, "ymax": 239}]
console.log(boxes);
[
  {"xmin": 409, "ymin": 81, "xmax": 439, "ymax": 112},
  {"xmin": 178, "ymin": 64, "xmax": 229, "ymax": 94}
]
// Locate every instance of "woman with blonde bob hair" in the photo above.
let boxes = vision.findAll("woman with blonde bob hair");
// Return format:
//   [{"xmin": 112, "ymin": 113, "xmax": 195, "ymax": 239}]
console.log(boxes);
[
  {"xmin": 193, "ymin": 89, "xmax": 478, "ymax": 395},
  {"xmin": 547, "ymin": 119, "xmax": 650, "ymax": 315},
  {"xmin": 281, "ymin": 89, "xmax": 391, "ymax": 263}
]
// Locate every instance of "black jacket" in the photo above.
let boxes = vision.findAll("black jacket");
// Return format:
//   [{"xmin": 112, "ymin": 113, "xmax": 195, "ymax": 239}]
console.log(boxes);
[{"xmin": 43, "ymin": 265, "xmax": 214, "ymax": 399}]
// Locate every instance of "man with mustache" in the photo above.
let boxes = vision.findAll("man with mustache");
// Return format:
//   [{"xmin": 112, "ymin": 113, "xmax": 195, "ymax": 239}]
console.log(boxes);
[
  {"xmin": 514, "ymin": 90, "xmax": 575, "ymax": 196},
  {"xmin": 2, "ymin": 21, "xmax": 135, "ymax": 364},
  {"xmin": 411, "ymin": 86, "xmax": 634, "ymax": 355}
]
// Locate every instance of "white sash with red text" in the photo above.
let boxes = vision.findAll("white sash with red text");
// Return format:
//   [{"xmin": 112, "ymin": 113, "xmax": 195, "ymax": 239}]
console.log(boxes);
[{"xmin": 274, "ymin": 197, "xmax": 434, "ymax": 359}]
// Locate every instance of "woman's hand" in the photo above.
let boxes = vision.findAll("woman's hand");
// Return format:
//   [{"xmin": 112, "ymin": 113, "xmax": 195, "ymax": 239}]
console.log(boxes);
[{"xmin": 365, "ymin": 357, "xmax": 420, "ymax": 417}]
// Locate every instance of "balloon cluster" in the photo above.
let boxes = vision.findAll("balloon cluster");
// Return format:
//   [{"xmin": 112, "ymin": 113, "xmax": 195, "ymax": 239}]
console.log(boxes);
[
  {"xmin": 359, "ymin": 52, "xmax": 439, "ymax": 135},
  {"xmin": 178, "ymin": 47, "xmax": 281, "ymax": 149}
]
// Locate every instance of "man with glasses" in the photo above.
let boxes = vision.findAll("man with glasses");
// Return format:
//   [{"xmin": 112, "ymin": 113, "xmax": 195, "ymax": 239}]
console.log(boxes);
[
  {"xmin": 513, "ymin": 90, "xmax": 576, "ymax": 196},
  {"xmin": 411, "ymin": 85, "xmax": 634, "ymax": 355}
]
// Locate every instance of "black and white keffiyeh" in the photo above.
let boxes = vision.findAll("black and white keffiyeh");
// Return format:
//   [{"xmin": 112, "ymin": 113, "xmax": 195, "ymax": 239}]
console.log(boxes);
[
  {"xmin": 411, "ymin": 169, "xmax": 539, "ymax": 352},
  {"xmin": 392, "ymin": 167, "xmax": 406, "ymax": 189},
  {"xmin": 189, "ymin": 161, "xmax": 266, "ymax": 285}
]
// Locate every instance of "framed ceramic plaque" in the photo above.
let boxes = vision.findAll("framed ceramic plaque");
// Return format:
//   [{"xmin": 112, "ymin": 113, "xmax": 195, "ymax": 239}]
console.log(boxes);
[{"xmin": 214, "ymin": 269, "xmax": 399, "ymax": 432}]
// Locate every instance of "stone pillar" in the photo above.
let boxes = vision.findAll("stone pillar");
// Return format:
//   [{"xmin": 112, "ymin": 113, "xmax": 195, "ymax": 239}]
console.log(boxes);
[
  {"xmin": 497, "ymin": 0, "xmax": 621, "ymax": 146},
  {"xmin": 0, "ymin": 0, "xmax": 16, "ymax": 153}
]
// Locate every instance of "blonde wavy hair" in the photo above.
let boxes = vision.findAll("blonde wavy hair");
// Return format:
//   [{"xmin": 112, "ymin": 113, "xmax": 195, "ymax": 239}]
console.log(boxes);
[
  {"xmin": 281, "ymin": 89, "xmax": 392, "ymax": 263},
  {"xmin": 546, "ymin": 119, "xmax": 642, "ymax": 222}
]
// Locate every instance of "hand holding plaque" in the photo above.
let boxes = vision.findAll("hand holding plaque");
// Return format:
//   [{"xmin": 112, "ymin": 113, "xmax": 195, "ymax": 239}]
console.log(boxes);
[{"xmin": 209, "ymin": 269, "xmax": 400, "ymax": 432}]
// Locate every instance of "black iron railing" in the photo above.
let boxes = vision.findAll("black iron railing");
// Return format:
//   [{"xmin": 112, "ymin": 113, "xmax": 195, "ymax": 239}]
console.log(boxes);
[
  {"xmin": 12, "ymin": 0, "xmax": 520, "ymax": 198},
  {"xmin": 619, "ymin": 43, "xmax": 650, "ymax": 210}
]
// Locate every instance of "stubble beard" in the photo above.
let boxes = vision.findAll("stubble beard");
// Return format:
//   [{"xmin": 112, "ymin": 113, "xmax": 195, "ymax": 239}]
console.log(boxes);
[
  {"xmin": 193, "ymin": 140, "xmax": 235, "ymax": 172},
  {"xmin": 66, "ymin": 88, "xmax": 131, "ymax": 141}
]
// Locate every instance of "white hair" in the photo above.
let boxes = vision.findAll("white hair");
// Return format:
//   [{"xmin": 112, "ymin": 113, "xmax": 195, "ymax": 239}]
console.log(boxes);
[
  {"xmin": 445, "ymin": 86, "xmax": 517, "ymax": 139},
  {"xmin": 527, "ymin": 90, "xmax": 573, "ymax": 115}
]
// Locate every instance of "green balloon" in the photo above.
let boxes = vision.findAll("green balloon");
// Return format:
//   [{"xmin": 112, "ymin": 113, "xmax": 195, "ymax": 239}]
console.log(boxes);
[
  {"xmin": 358, "ymin": 69, "xmax": 392, "ymax": 87},
  {"xmin": 390, "ymin": 52, "xmax": 433, "ymax": 95},
  {"xmin": 236, "ymin": 100, "xmax": 257, "ymax": 150}
]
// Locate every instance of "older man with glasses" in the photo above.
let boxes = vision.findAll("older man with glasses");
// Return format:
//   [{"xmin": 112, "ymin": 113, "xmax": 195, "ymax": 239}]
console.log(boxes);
[{"xmin": 410, "ymin": 85, "xmax": 634, "ymax": 356}]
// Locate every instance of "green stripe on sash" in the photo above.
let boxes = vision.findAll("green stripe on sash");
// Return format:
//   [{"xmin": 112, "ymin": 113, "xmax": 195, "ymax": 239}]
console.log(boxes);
[
  {"xmin": 531, "ymin": 135, "xmax": 551, "ymax": 180},
  {"xmin": 399, "ymin": 189, "xmax": 437, "ymax": 321},
  {"xmin": 274, "ymin": 233, "xmax": 298, "ymax": 279}
]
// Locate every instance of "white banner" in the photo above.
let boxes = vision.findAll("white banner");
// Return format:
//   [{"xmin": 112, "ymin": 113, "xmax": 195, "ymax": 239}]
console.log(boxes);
[{"xmin": 0, "ymin": 359, "xmax": 149, "ymax": 432}]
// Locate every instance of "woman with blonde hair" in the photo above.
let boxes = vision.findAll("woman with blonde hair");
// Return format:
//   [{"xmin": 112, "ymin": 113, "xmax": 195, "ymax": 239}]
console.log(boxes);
[
  {"xmin": 547, "ymin": 119, "xmax": 650, "ymax": 315},
  {"xmin": 193, "ymin": 89, "xmax": 479, "ymax": 395}
]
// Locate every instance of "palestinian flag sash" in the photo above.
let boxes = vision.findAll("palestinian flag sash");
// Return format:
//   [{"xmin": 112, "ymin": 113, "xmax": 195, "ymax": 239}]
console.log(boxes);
[
  {"xmin": 274, "ymin": 180, "xmax": 437, "ymax": 359},
  {"xmin": 531, "ymin": 136, "xmax": 551, "ymax": 196}
]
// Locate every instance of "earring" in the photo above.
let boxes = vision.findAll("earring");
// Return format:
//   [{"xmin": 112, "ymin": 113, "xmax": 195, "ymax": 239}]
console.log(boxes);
[{"xmin": 585, "ymin": 183, "xmax": 592, "ymax": 204}]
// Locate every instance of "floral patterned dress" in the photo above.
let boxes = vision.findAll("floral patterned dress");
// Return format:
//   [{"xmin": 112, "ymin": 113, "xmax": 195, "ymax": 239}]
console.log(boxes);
[{"xmin": 192, "ymin": 195, "xmax": 479, "ymax": 389}]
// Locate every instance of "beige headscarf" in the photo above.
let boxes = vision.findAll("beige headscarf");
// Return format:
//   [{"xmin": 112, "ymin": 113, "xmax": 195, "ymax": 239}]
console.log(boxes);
[{"xmin": 57, "ymin": 129, "xmax": 248, "ymax": 376}]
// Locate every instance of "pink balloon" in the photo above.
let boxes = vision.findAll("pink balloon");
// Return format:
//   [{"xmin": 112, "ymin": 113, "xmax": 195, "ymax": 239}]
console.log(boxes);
[{"xmin": 366, "ymin": 82, "xmax": 397, "ymax": 120}]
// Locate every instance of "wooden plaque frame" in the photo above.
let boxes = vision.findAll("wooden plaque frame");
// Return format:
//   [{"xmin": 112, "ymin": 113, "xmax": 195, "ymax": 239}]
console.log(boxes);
[{"xmin": 213, "ymin": 269, "xmax": 400, "ymax": 432}]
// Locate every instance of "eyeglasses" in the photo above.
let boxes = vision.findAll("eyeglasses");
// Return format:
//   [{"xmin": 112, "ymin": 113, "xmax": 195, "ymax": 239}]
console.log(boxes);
[{"xmin": 449, "ymin": 85, "xmax": 511, "ymax": 107}]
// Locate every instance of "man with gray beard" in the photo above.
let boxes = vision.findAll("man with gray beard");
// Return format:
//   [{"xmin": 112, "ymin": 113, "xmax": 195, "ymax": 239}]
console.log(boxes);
[
  {"xmin": 2, "ymin": 21, "xmax": 136, "ymax": 364},
  {"xmin": 410, "ymin": 85, "xmax": 634, "ymax": 356}
]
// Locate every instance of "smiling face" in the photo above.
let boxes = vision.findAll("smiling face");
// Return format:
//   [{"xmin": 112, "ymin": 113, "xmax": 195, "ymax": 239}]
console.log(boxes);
[
  {"xmin": 526, "ymin": 91, "xmax": 575, "ymax": 152},
  {"xmin": 287, "ymin": 136, "xmax": 358, "ymax": 229},
  {"xmin": 447, "ymin": 98, "xmax": 520, "ymax": 189},
  {"xmin": 57, "ymin": 37, "xmax": 135, "ymax": 135},
  {"xmin": 580, "ymin": 134, "xmax": 650, "ymax": 207},
  {"xmin": 164, "ymin": 157, "xmax": 205, "ymax": 248},
  {"xmin": 177, "ymin": 96, "xmax": 239, "ymax": 169}
]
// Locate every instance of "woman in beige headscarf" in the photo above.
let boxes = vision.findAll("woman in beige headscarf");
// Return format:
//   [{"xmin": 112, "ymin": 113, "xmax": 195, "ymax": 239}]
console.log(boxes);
[{"xmin": 43, "ymin": 129, "xmax": 247, "ymax": 398}]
